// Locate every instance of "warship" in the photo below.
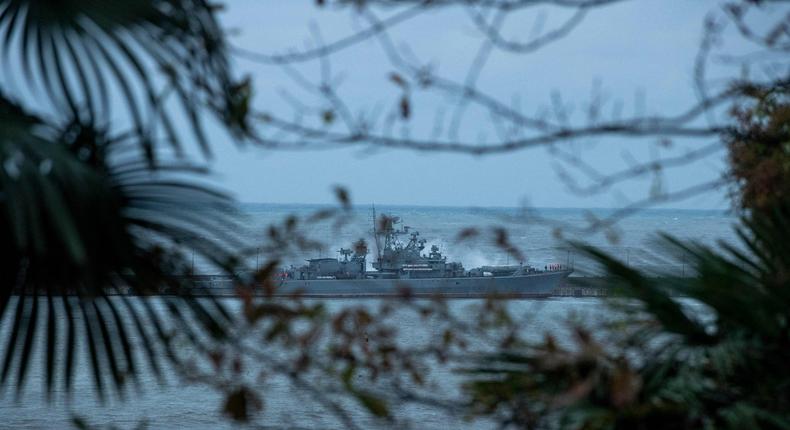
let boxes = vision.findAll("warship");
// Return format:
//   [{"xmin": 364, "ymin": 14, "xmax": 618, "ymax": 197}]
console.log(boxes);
[{"xmin": 196, "ymin": 214, "xmax": 571, "ymax": 298}]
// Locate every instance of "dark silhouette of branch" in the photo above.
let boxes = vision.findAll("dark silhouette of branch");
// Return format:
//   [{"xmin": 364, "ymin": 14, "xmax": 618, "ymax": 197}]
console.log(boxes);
[
  {"xmin": 554, "ymin": 141, "xmax": 725, "ymax": 196},
  {"xmin": 493, "ymin": 177, "xmax": 728, "ymax": 236},
  {"xmin": 229, "ymin": 0, "xmax": 788, "ymax": 225},
  {"xmin": 467, "ymin": 5, "xmax": 588, "ymax": 54},
  {"xmin": 231, "ymin": 2, "xmax": 432, "ymax": 65}
]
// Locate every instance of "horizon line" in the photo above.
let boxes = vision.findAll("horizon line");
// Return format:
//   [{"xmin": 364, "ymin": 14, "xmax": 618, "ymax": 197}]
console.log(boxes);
[{"xmin": 237, "ymin": 201, "xmax": 733, "ymax": 213}]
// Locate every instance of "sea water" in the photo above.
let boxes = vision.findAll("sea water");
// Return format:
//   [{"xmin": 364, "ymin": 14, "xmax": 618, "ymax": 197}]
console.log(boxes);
[
  {"xmin": 230, "ymin": 204, "xmax": 737, "ymax": 275},
  {"xmin": 0, "ymin": 205, "xmax": 738, "ymax": 429}
]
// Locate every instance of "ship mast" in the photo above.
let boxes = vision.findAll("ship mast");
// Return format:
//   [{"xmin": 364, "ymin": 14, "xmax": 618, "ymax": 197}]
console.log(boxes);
[{"xmin": 371, "ymin": 204, "xmax": 382, "ymax": 261}]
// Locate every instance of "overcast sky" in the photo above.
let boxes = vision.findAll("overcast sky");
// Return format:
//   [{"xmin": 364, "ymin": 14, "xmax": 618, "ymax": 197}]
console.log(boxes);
[
  {"xmin": 206, "ymin": 0, "xmax": 777, "ymax": 209},
  {"xmin": 9, "ymin": 1, "xmax": 775, "ymax": 209}
]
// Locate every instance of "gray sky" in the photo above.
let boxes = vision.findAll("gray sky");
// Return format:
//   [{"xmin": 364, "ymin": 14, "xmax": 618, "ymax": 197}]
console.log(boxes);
[
  {"xmin": 9, "ymin": 0, "xmax": 775, "ymax": 209},
  {"xmin": 209, "ymin": 0, "xmax": 766, "ymax": 209}
]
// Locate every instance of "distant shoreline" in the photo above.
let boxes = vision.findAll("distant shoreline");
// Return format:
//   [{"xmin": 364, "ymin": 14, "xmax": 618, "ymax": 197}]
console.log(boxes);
[{"xmin": 238, "ymin": 202, "xmax": 734, "ymax": 215}]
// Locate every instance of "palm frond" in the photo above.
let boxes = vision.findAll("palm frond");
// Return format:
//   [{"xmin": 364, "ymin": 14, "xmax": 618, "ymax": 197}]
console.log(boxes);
[
  {"xmin": 0, "ymin": 0, "xmax": 249, "ymax": 161},
  {"xmin": 464, "ymin": 204, "xmax": 790, "ymax": 429},
  {"xmin": 1, "ymin": 93, "xmax": 249, "ymax": 399}
]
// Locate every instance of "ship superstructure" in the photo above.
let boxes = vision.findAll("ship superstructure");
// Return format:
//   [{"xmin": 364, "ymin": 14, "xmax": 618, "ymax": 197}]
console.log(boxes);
[
  {"xmin": 261, "ymin": 214, "xmax": 571, "ymax": 297},
  {"xmin": 190, "ymin": 213, "xmax": 571, "ymax": 298},
  {"xmin": 369, "ymin": 215, "xmax": 465, "ymax": 278}
]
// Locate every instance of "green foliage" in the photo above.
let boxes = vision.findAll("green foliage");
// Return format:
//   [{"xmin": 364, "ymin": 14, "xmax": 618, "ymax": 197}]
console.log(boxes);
[
  {"xmin": 729, "ymin": 82, "xmax": 790, "ymax": 213},
  {"xmin": 341, "ymin": 363, "xmax": 391, "ymax": 419},
  {"xmin": 222, "ymin": 386, "xmax": 263, "ymax": 422},
  {"xmin": 352, "ymin": 389, "xmax": 391, "ymax": 419},
  {"xmin": 0, "ymin": 0, "xmax": 251, "ymax": 400},
  {"xmin": 0, "ymin": 0, "xmax": 250, "ymax": 160},
  {"xmin": 464, "ymin": 205, "xmax": 790, "ymax": 429}
]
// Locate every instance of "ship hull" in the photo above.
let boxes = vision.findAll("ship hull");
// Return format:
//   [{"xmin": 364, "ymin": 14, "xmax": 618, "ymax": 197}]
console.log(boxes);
[{"xmin": 194, "ymin": 270, "xmax": 571, "ymax": 298}]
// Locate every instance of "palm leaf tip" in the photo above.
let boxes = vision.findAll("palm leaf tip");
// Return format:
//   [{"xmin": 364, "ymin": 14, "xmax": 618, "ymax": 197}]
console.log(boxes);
[{"xmin": 1, "ymin": 93, "xmax": 244, "ymax": 399}]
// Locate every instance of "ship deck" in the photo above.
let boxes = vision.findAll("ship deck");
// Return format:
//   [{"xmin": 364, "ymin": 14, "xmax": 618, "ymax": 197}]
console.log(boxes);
[{"xmin": 185, "ymin": 269, "xmax": 572, "ymax": 298}]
